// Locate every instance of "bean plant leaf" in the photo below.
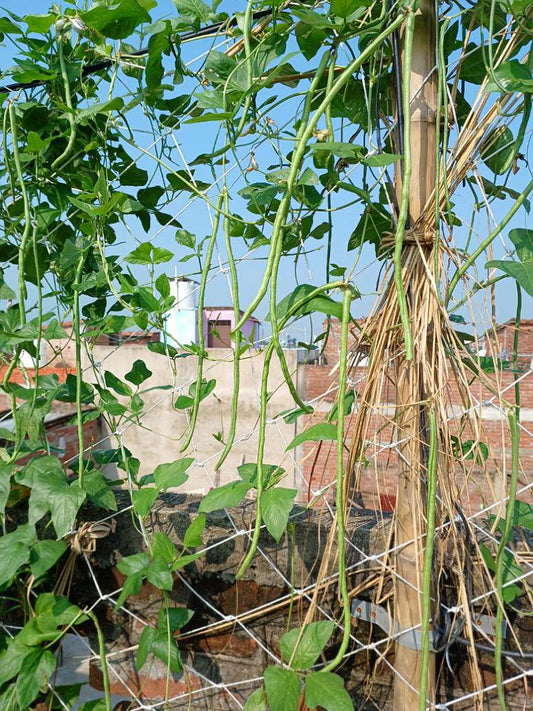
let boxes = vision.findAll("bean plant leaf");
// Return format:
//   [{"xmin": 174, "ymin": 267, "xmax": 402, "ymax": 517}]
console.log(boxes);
[
  {"xmin": 485, "ymin": 60, "xmax": 533, "ymax": 93},
  {"xmin": 330, "ymin": 0, "xmax": 370, "ymax": 18},
  {"xmin": 244, "ymin": 686, "xmax": 267, "ymax": 710},
  {"xmin": 270, "ymin": 284, "xmax": 346, "ymax": 323},
  {"xmin": 146, "ymin": 557, "xmax": 174, "ymax": 590},
  {"xmin": 30, "ymin": 540, "xmax": 67, "ymax": 579},
  {"xmin": 174, "ymin": 394, "xmax": 194, "ymax": 409},
  {"xmin": 137, "ymin": 626, "xmax": 156, "ymax": 669},
  {"xmin": 261, "ymin": 488, "xmax": 297, "ymax": 542},
  {"xmin": 0, "ymin": 639, "xmax": 31, "ymax": 687},
  {"xmin": 348, "ymin": 203, "xmax": 394, "ymax": 254},
  {"xmin": 310, "ymin": 142, "xmax": 364, "ymax": 159},
  {"xmin": 305, "ymin": 671, "xmax": 354, "ymax": 711},
  {"xmin": 17, "ymin": 457, "xmax": 86, "ymax": 538},
  {"xmin": 510, "ymin": 500, "xmax": 533, "ymax": 529},
  {"xmin": 237, "ymin": 463, "xmax": 286, "ymax": 488},
  {"xmin": 149, "ymin": 628, "xmax": 182, "ymax": 674},
  {"xmin": 132, "ymin": 488, "xmax": 159, "ymax": 517},
  {"xmin": 0, "ymin": 461, "xmax": 12, "ymax": 517},
  {"xmin": 117, "ymin": 552, "xmax": 150, "ymax": 577},
  {"xmin": 152, "ymin": 532, "xmax": 177, "ymax": 563},
  {"xmin": 286, "ymin": 423, "xmax": 338, "ymax": 451},
  {"xmin": 264, "ymin": 667, "xmax": 301, "ymax": 711},
  {"xmin": 362, "ymin": 153, "xmax": 400, "ymax": 167},
  {"xmin": 0, "ymin": 525, "xmax": 35, "ymax": 588},
  {"xmin": 104, "ymin": 370, "xmax": 133, "ymax": 397},
  {"xmin": 34, "ymin": 594, "xmax": 88, "ymax": 626},
  {"xmin": 114, "ymin": 571, "xmax": 144, "ymax": 610},
  {"xmin": 486, "ymin": 228, "xmax": 533, "ymax": 296},
  {"xmin": 158, "ymin": 607, "xmax": 194, "ymax": 631},
  {"xmin": 183, "ymin": 514, "xmax": 206, "ymax": 547},
  {"xmin": 480, "ymin": 126, "xmax": 514, "ymax": 175},
  {"xmin": 198, "ymin": 481, "xmax": 254, "ymax": 513},
  {"xmin": 480, "ymin": 546, "xmax": 523, "ymax": 603},
  {"xmin": 153, "ymin": 457, "xmax": 193, "ymax": 492},
  {"xmin": 80, "ymin": 0, "xmax": 152, "ymax": 39},
  {"xmin": 16, "ymin": 648, "xmax": 56, "ymax": 709},
  {"xmin": 173, "ymin": 0, "xmax": 211, "ymax": 24},
  {"xmin": 80, "ymin": 470, "xmax": 118, "ymax": 511},
  {"xmin": 125, "ymin": 359, "xmax": 153, "ymax": 385},
  {"xmin": 280, "ymin": 621, "xmax": 335, "ymax": 670}
]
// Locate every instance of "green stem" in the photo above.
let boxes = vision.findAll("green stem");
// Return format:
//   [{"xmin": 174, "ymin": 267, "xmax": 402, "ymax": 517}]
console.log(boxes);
[
  {"xmin": 392, "ymin": 8, "xmax": 415, "ymax": 361},
  {"xmin": 513, "ymin": 284, "xmax": 521, "ymax": 412},
  {"xmin": 52, "ymin": 30, "xmax": 77, "ymax": 171},
  {"xmin": 87, "ymin": 611, "xmax": 112, "ymax": 711},
  {"xmin": 494, "ymin": 410, "xmax": 519, "ymax": 711},
  {"xmin": 419, "ymin": 409, "xmax": 438, "ymax": 711},
  {"xmin": 234, "ymin": 10, "xmax": 407, "ymax": 332},
  {"xmin": 494, "ymin": 285, "xmax": 522, "ymax": 710},
  {"xmin": 73, "ymin": 250, "xmax": 87, "ymax": 486},
  {"xmin": 180, "ymin": 194, "xmax": 224, "ymax": 453},
  {"xmin": 270, "ymin": 221, "xmax": 313, "ymax": 413},
  {"xmin": 322, "ymin": 286, "xmax": 352, "ymax": 672},
  {"xmin": 446, "ymin": 179, "xmax": 533, "ymax": 302},
  {"xmin": 434, "ymin": 16, "xmax": 451, "ymax": 290},
  {"xmin": 448, "ymin": 274, "xmax": 506, "ymax": 313}
]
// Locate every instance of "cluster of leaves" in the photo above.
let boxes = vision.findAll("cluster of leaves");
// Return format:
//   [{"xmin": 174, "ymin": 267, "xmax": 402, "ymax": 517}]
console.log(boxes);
[
  {"xmin": 244, "ymin": 620, "xmax": 352, "ymax": 711},
  {"xmin": 482, "ymin": 501, "xmax": 533, "ymax": 604}
]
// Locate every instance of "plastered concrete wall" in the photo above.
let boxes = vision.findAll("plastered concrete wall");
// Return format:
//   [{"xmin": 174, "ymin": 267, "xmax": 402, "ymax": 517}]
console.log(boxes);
[{"xmin": 84, "ymin": 346, "xmax": 302, "ymax": 493}]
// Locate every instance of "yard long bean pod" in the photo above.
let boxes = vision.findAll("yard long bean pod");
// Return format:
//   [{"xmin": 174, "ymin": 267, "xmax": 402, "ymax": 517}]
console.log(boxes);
[
  {"xmin": 322, "ymin": 285, "xmax": 352, "ymax": 672},
  {"xmin": 52, "ymin": 25, "xmax": 77, "ymax": 172},
  {"xmin": 8, "ymin": 102, "xmax": 30, "ymax": 326},
  {"xmin": 235, "ymin": 280, "xmax": 344, "ymax": 579},
  {"xmin": 73, "ymin": 249, "xmax": 87, "ymax": 487},
  {"xmin": 234, "ymin": 11, "xmax": 407, "ymax": 332},
  {"xmin": 215, "ymin": 188, "xmax": 242, "ymax": 470},
  {"xmin": 233, "ymin": 0, "xmax": 253, "ymax": 139},
  {"xmin": 180, "ymin": 193, "xmax": 224, "ymax": 453},
  {"xmin": 392, "ymin": 7, "xmax": 415, "ymax": 362}
]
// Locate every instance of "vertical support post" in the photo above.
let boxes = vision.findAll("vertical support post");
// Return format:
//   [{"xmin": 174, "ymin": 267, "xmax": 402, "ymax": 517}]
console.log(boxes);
[{"xmin": 393, "ymin": 1, "xmax": 437, "ymax": 709}]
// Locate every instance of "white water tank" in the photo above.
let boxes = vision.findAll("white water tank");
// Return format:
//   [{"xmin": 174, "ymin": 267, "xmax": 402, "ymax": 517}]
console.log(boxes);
[
  {"xmin": 19, "ymin": 340, "xmax": 47, "ymax": 369},
  {"xmin": 166, "ymin": 276, "xmax": 198, "ymax": 346}
]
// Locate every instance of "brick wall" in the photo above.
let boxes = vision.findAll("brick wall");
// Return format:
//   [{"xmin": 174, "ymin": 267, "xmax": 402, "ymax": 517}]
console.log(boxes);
[
  {"xmin": 301, "ymin": 319, "xmax": 533, "ymax": 514},
  {"xmin": 0, "ymin": 358, "xmax": 100, "ymax": 470}
]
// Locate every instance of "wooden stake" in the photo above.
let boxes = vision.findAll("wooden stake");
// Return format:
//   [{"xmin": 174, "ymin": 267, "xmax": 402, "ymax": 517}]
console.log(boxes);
[{"xmin": 393, "ymin": 1, "xmax": 437, "ymax": 709}]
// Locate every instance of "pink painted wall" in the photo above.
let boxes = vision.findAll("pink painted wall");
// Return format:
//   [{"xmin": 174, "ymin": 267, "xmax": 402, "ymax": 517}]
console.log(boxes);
[{"xmin": 202, "ymin": 308, "xmax": 260, "ymax": 345}]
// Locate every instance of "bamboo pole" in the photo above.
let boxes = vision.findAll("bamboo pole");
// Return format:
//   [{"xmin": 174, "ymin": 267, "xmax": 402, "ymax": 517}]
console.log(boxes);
[{"xmin": 393, "ymin": 1, "xmax": 438, "ymax": 709}]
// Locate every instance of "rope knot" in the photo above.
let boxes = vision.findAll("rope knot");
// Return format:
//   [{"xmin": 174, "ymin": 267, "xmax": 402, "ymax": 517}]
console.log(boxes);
[
  {"xmin": 381, "ymin": 228, "xmax": 434, "ymax": 249},
  {"xmin": 66, "ymin": 520, "xmax": 116, "ymax": 556}
]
